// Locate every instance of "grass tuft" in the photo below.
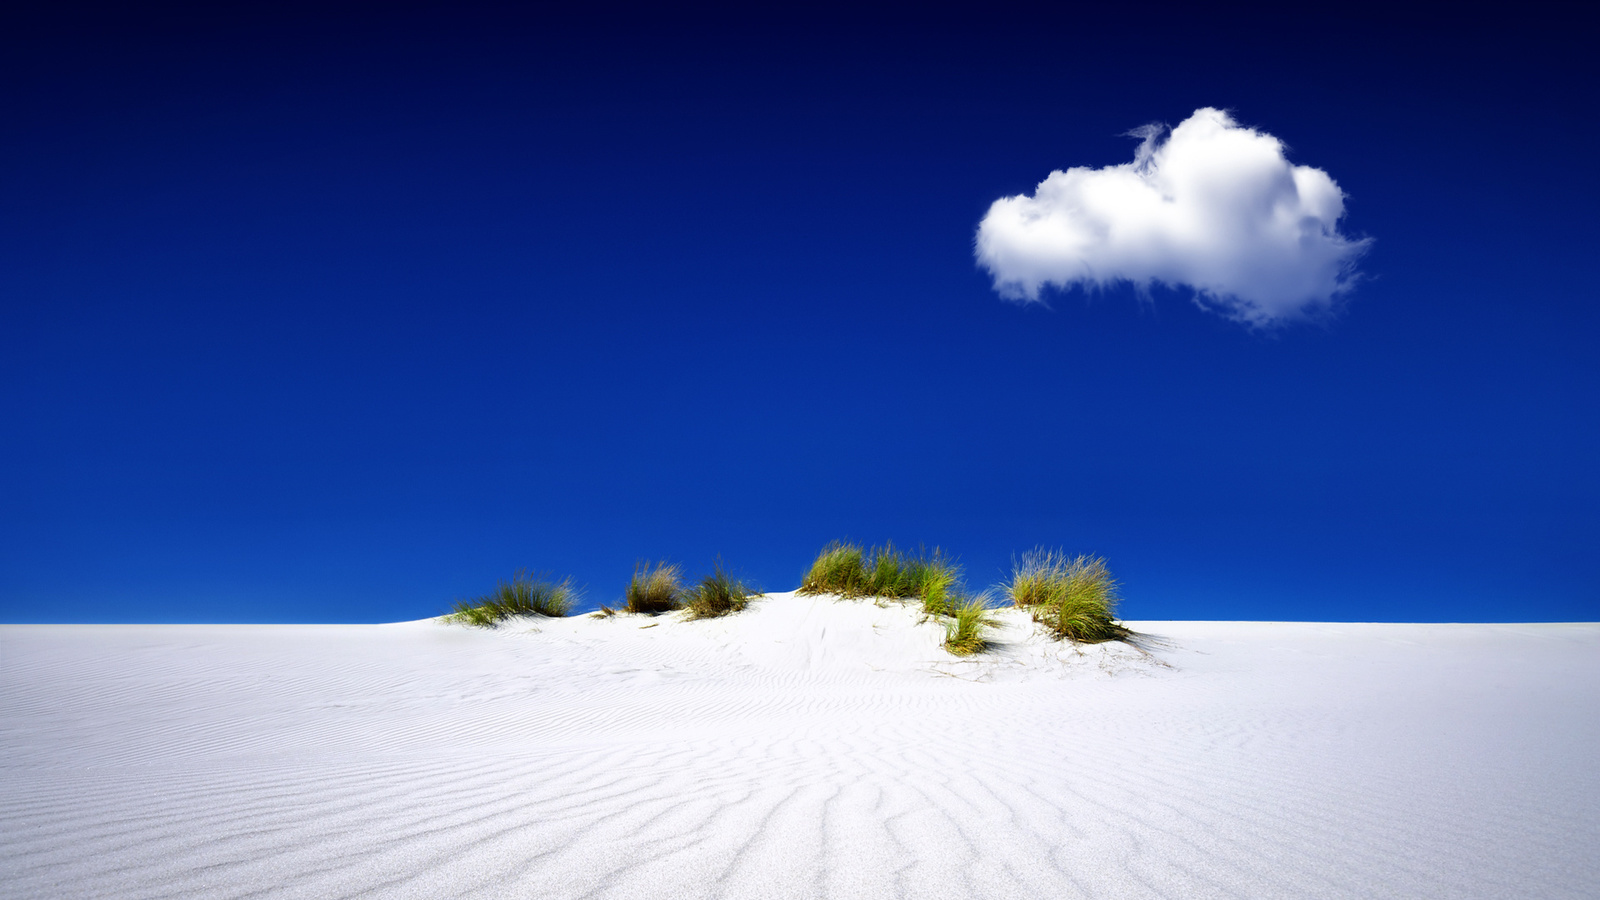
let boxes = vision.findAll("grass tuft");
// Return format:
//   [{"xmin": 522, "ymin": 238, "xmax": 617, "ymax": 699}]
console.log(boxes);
[
  {"xmin": 799, "ymin": 541, "xmax": 961, "ymax": 614},
  {"xmin": 798, "ymin": 541, "xmax": 868, "ymax": 596},
  {"xmin": 911, "ymin": 558, "xmax": 961, "ymax": 618},
  {"xmin": 446, "ymin": 571, "xmax": 574, "ymax": 627},
  {"xmin": 626, "ymin": 560, "xmax": 684, "ymax": 614},
  {"xmin": 684, "ymin": 562, "xmax": 756, "ymax": 619},
  {"xmin": 943, "ymin": 593, "xmax": 1002, "ymax": 655},
  {"xmin": 1006, "ymin": 550, "xmax": 1129, "ymax": 643}
]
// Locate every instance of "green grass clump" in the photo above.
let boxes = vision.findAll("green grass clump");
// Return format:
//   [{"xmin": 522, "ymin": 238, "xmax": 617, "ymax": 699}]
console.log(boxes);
[
  {"xmin": 798, "ymin": 541, "xmax": 868, "ymax": 596},
  {"xmin": 910, "ymin": 559, "xmax": 960, "ymax": 618},
  {"xmin": 446, "ymin": 571, "xmax": 574, "ymax": 626},
  {"xmin": 683, "ymin": 563, "xmax": 756, "ymax": 619},
  {"xmin": 799, "ymin": 541, "xmax": 961, "ymax": 614},
  {"xmin": 626, "ymin": 560, "xmax": 684, "ymax": 614},
  {"xmin": 943, "ymin": 594, "xmax": 1002, "ymax": 656},
  {"xmin": 1006, "ymin": 550, "xmax": 1129, "ymax": 643},
  {"xmin": 863, "ymin": 544, "xmax": 907, "ymax": 597}
]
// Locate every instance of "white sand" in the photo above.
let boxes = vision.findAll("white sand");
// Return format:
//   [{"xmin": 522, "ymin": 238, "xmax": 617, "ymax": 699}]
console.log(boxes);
[{"xmin": 2, "ymin": 592, "xmax": 1596, "ymax": 899}]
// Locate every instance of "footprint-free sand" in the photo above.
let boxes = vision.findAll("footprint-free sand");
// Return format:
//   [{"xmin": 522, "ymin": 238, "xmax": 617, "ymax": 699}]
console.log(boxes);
[{"xmin": 2, "ymin": 592, "xmax": 1596, "ymax": 898}]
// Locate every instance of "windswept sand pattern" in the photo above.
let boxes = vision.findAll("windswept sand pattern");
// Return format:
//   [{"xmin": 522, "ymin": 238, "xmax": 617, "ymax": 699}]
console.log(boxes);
[{"xmin": 2, "ymin": 595, "xmax": 1597, "ymax": 899}]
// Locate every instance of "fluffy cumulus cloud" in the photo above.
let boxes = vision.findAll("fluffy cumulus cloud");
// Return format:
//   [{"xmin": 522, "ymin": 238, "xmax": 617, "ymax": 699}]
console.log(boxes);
[{"xmin": 975, "ymin": 108, "xmax": 1371, "ymax": 328}]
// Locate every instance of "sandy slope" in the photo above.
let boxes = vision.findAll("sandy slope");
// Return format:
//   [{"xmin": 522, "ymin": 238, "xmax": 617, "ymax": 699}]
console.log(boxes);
[{"xmin": 2, "ymin": 592, "xmax": 1596, "ymax": 899}]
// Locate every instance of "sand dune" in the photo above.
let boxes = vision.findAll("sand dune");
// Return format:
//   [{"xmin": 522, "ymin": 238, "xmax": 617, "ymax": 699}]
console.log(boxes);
[{"xmin": 2, "ymin": 592, "xmax": 1596, "ymax": 899}]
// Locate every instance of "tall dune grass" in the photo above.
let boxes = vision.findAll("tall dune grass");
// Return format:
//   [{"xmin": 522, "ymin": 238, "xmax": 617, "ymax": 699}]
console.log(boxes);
[
  {"xmin": 446, "ymin": 571, "xmax": 574, "ymax": 626},
  {"xmin": 799, "ymin": 541, "xmax": 961, "ymax": 615},
  {"xmin": 684, "ymin": 563, "xmax": 756, "ymax": 619},
  {"xmin": 626, "ymin": 561, "xmax": 684, "ymax": 614},
  {"xmin": 1006, "ymin": 550, "xmax": 1129, "ymax": 643},
  {"xmin": 799, "ymin": 542, "xmax": 868, "ymax": 596},
  {"xmin": 943, "ymin": 594, "xmax": 1002, "ymax": 655}
]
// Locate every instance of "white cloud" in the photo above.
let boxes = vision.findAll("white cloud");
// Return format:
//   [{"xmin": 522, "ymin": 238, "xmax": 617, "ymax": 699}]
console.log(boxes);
[{"xmin": 975, "ymin": 108, "xmax": 1371, "ymax": 328}]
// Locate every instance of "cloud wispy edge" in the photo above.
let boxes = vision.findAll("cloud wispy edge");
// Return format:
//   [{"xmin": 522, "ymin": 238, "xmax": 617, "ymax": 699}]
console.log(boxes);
[{"xmin": 975, "ymin": 108, "xmax": 1371, "ymax": 328}]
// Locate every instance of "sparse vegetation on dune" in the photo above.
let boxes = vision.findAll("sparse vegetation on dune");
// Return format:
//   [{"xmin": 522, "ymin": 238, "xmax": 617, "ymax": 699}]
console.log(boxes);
[
  {"xmin": 446, "ymin": 571, "xmax": 574, "ymax": 626},
  {"xmin": 1007, "ymin": 550, "xmax": 1129, "ymax": 643},
  {"xmin": 443, "ymin": 546, "xmax": 1131, "ymax": 654},
  {"xmin": 943, "ymin": 594, "xmax": 1002, "ymax": 655},
  {"xmin": 799, "ymin": 541, "xmax": 961, "ymax": 615},
  {"xmin": 684, "ymin": 563, "xmax": 757, "ymax": 619},
  {"xmin": 800, "ymin": 540, "xmax": 986, "ymax": 654},
  {"xmin": 625, "ymin": 560, "xmax": 684, "ymax": 614}
]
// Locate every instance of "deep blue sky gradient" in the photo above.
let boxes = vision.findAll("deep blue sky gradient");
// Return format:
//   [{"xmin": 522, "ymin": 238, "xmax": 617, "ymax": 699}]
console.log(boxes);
[{"xmin": 3, "ymin": 4, "xmax": 1596, "ymax": 622}]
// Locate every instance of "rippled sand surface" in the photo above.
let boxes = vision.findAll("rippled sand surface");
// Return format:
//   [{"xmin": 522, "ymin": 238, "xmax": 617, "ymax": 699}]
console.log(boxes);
[{"xmin": 3, "ymin": 593, "xmax": 1596, "ymax": 899}]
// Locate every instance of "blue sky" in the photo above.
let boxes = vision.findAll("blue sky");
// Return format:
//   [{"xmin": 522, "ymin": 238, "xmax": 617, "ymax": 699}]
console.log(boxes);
[{"xmin": 3, "ymin": 4, "xmax": 1596, "ymax": 623}]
